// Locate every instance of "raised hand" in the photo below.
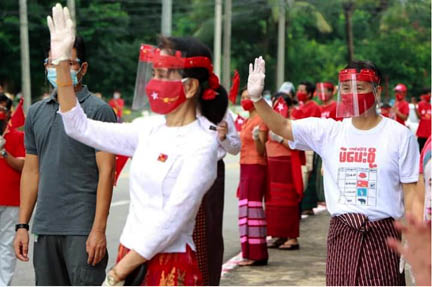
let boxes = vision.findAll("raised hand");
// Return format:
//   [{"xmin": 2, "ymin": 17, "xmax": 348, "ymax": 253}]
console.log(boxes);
[
  {"xmin": 47, "ymin": 3, "xmax": 75, "ymax": 65},
  {"xmin": 247, "ymin": 56, "xmax": 266, "ymax": 102}
]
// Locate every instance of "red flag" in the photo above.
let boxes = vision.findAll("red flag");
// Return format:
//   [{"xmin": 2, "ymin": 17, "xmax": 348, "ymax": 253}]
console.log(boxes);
[
  {"xmin": 229, "ymin": 70, "xmax": 240, "ymax": 105},
  {"xmin": 234, "ymin": 114, "xmax": 245, "ymax": 132},
  {"xmin": 9, "ymin": 98, "xmax": 25, "ymax": 130},
  {"xmin": 273, "ymin": 96, "xmax": 289, "ymax": 118},
  {"xmin": 114, "ymin": 155, "xmax": 129, "ymax": 186}
]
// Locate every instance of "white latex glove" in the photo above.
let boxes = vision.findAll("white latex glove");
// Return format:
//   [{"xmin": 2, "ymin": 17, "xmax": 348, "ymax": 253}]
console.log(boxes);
[
  {"xmin": 47, "ymin": 3, "xmax": 75, "ymax": 65},
  {"xmin": 247, "ymin": 56, "xmax": 266, "ymax": 102},
  {"xmin": 0, "ymin": 136, "xmax": 5, "ymax": 150},
  {"xmin": 269, "ymin": 131, "xmax": 283, "ymax": 143},
  {"xmin": 252, "ymin": 126, "xmax": 260, "ymax": 141}
]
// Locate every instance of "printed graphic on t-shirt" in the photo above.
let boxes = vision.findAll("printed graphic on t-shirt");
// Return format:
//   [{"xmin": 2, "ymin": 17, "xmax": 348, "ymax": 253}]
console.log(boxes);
[
  {"xmin": 337, "ymin": 147, "xmax": 378, "ymax": 207},
  {"xmin": 321, "ymin": 111, "xmax": 330, "ymax": 118}
]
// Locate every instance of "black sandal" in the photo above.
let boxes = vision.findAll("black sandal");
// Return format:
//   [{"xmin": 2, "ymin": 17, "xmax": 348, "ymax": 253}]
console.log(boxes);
[{"xmin": 267, "ymin": 237, "xmax": 286, "ymax": 248}]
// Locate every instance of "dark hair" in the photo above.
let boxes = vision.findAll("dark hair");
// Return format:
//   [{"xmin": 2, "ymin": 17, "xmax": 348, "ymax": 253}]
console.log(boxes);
[
  {"xmin": 299, "ymin": 81, "xmax": 315, "ymax": 97},
  {"xmin": 322, "ymin": 82, "xmax": 334, "ymax": 92},
  {"xmin": 158, "ymin": 36, "xmax": 228, "ymax": 124},
  {"xmin": 272, "ymin": 92, "xmax": 295, "ymax": 107},
  {"xmin": 46, "ymin": 35, "xmax": 87, "ymax": 63},
  {"xmin": 0, "ymin": 93, "xmax": 12, "ymax": 111},
  {"xmin": 344, "ymin": 60, "xmax": 382, "ymax": 85}
]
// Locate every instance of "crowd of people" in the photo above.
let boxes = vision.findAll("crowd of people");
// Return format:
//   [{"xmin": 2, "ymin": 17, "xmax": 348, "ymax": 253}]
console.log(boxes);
[{"xmin": 0, "ymin": 3, "xmax": 431, "ymax": 286}]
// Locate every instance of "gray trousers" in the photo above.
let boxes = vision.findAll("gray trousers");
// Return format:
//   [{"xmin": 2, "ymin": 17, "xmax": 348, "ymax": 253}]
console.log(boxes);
[{"xmin": 33, "ymin": 235, "xmax": 108, "ymax": 286}]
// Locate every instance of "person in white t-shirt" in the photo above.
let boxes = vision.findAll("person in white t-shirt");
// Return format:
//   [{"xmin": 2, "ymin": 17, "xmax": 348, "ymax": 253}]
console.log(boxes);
[{"xmin": 246, "ymin": 57, "xmax": 421, "ymax": 286}]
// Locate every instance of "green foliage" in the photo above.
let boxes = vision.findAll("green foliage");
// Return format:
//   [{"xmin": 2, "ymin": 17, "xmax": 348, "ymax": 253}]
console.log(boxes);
[{"xmin": 0, "ymin": 0, "xmax": 430, "ymax": 106}]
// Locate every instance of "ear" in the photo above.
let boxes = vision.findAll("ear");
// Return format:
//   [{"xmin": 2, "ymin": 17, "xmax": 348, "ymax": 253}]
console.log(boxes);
[
  {"xmin": 376, "ymin": 85, "xmax": 383, "ymax": 97},
  {"xmin": 184, "ymin": 78, "xmax": 199, "ymax": 100},
  {"xmin": 79, "ymin": 62, "xmax": 88, "ymax": 77}
]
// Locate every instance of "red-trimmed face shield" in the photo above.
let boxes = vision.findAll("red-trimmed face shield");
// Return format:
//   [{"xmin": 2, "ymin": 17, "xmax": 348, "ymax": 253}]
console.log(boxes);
[
  {"xmin": 132, "ymin": 44, "xmax": 219, "ymax": 113},
  {"xmin": 336, "ymin": 69, "xmax": 380, "ymax": 118},
  {"xmin": 316, "ymin": 82, "xmax": 334, "ymax": 102}
]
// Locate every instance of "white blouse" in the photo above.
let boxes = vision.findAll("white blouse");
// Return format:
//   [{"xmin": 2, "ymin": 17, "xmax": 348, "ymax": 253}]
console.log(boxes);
[
  {"xmin": 198, "ymin": 111, "xmax": 241, "ymax": 160},
  {"xmin": 59, "ymin": 102, "xmax": 218, "ymax": 260}
]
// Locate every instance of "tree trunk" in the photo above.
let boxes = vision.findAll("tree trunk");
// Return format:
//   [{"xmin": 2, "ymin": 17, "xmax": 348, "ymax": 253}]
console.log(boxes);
[{"xmin": 343, "ymin": 1, "xmax": 355, "ymax": 64}]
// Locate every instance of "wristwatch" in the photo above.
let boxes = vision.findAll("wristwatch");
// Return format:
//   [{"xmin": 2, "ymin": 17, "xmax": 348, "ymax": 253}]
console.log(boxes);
[
  {"xmin": 1, "ymin": 150, "xmax": 7, "ymax": 158},
  {"xmin": 15, "ymin": 223, "xmax": 29, "ymax": 232}
]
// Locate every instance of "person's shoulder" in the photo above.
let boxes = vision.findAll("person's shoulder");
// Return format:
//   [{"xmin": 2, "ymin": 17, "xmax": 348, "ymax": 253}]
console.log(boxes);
[
  {"xmin": 84, "ymin": 93, "xmax": 111, "ymax": 108},
  {"xmin": 382, "ymin": 116, "xmax": 412, "ymax": 136},
  {"xmin": 27, "ymin": 99, "xmax": 51, "ymax": 121},
  {"xmin": 28, "ymin": 99, "xmax": 48, "ymax": 112},
  {"xmin": 193, "ymin": 120, "xmax": 218, "ymax": 150}
]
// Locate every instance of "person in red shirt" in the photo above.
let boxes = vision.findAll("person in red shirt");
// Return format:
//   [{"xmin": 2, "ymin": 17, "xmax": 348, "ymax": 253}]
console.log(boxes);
[
  {"xmin": 0, "ymin": 93, "xmax": 25, "ymax": 286},
  {"xmin": 392, "ymin": 83, "xmax": 410, "ymax": 125},
  {"xmin": 316, "ymin": 82, "xmax": 342, "ymax": 121},
  {"xmin": 108, "ymin": 90, "xmax": 125, "ymax": 122},
  {"xmin": 416, "ymin": 90, "xmax": 431, "ymax": 151},
  {"xmin": 380, "ymin": 102, "xmax": 392, "ymax": 118},
  {"xmin": 291, "ymin": 82, "xmax": 321, "ymax": 215},
  {"xmin": 264, "ymin": 94, "xmax": 304, "ymax": 250},
  {"xmin": 291, "ymin": 82, "xmax": 321, "ymax": 119}
]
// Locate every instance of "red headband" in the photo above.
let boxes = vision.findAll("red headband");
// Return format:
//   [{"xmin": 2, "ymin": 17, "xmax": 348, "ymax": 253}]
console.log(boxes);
[
  {"xmin": 316, "ymin": 82, "xmax": 334, "ymax": 90},
  {"xmin": 139, "ymin": 44, "xmax": 219, "ymax": 100},
  {"xmin": 339, "ymin": 69, "xmax": 380, "ymax": 84}
]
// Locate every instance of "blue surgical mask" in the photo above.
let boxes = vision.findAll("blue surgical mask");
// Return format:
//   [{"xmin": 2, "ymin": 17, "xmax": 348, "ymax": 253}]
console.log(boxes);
[{"xmin": 46, "ymin": 68, "xmax": 80, "ymax": 88}]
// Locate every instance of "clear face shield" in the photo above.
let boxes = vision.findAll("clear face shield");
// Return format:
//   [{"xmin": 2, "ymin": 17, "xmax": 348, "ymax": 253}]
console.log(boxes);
[
  {"xmin": 316, "ymin": 82, "xmax": 334, "ymax": 102},
  {"xmin": 132, "ymin": 44, "xmax": 219, "ymax": 113},
  {"xmin": 336, "ymin": 69, "xmax": 380, "ymax": 118}
]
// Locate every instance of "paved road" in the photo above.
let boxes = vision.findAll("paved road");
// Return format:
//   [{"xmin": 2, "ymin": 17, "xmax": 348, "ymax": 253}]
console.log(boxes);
[{"xmin": 12, "ymin": 154, "xmax": 242, "ymax": 286}]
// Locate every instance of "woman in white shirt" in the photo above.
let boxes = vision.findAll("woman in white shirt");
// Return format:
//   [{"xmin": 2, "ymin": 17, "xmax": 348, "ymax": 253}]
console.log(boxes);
[
  {"xmin": 247, "ymin": 57, "xmax": 421, "ymax": 286},
  {"xmin": 46, "ymin": 4, "xmax": 229, "ymax": 286}
]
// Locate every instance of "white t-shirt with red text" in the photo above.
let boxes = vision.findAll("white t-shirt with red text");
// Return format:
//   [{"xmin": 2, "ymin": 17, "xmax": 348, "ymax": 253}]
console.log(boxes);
[{"xmin": 289, "ymin": 116, "xmax": 419, "ymax": 221}]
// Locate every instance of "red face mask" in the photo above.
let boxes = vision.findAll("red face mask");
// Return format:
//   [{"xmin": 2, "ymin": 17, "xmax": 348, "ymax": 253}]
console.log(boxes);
[
  {"xmin": 338, "ymin": 92, "xmax": 376, "ymax": 116},
  {"xmin": 241, "ymin": 99, "xmax": 254, "ymax": 111},
  {"xmin": 145, "ymin": 79, "xmax": 187, "ymax": 114},
  {"xmin": 318, "ymin": 92, "xmax": 332, "ymax": 102},
  {"xmin": 296, "ymin": 92, "xmax": 308, "ymax": 103},
  {"xmin": 395, "ymin": 92, "xmax": 405, "ymax": 101},
  {"xmin": 0, "ymin": 112, "xmax": 6, "ymax": 120}
]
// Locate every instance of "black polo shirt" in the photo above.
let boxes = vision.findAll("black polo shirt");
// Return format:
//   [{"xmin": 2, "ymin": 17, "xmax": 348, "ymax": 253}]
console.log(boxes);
[{"xmin": 25, "ymin": 86, "xmax": 117, "ymax": 235}]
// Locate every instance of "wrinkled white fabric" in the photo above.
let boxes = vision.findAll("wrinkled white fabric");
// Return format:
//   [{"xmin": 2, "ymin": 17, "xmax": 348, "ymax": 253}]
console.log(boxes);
[{"xmin": 59, "ymin": 103, "xmax": 218, "ymax": 259}]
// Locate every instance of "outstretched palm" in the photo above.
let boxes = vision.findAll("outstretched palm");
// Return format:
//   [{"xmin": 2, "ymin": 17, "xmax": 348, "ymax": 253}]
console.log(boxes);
[
  {"xmin": 247, "ymin": 57, "xmax": 266, "ymax": 101},
  {"xmin": 47, "ymin": 3, "xmax": 75, "ymax": 63}
]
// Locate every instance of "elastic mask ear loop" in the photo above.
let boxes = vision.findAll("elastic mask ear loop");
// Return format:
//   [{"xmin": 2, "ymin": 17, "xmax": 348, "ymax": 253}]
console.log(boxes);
[{"xmin": 74, "ymin": 65, "xmax": 84, "ymax": 86}]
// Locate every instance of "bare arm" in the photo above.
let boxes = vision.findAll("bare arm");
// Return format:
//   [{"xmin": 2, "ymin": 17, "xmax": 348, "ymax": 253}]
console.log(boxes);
[
  {"xmin": 254, "ymin": 130, "xmax": 267, "ymax": 156},
  {"xmin": 396, "ymin": 109, "xmax": 409, "ymax": 121},
  {"xmin": 4, "ymin": 152, "xmax": 24, "ymax": 172},
  {"xmin": 254, "ymin": 99, "xmax": 294, "ymax": 141},
  {"xmin": 14, "ymin": 154, "xmax": 39, "ymax": 261},
  {"xmin": 403, "ymin": 181, "xmax": 423, "ymax": 222},
  {"xmin": 18, "ymin": 154, "xmax": 39, "ymax": 224},
  {"xmin": 86, "ymin": 151, "xmax": 116, "ymax": 266}
]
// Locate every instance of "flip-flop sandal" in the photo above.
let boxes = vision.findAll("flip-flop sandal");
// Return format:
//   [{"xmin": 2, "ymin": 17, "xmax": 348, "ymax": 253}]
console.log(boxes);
[
  {"xmin": 278, "ymin": 242, "xmax": 300, "ymax": 250},
  {"xmin": 237, "ymin": 259, "xmax": 268, "ymax": 266},
  {"xmin": 267, "ymin": 237, "xmax": 286, "ymax": 248}
]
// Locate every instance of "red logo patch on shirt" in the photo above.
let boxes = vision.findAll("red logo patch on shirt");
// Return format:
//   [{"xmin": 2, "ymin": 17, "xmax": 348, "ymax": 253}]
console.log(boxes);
[
  {"xmin": 157, "ymin": 153, "xmax": 168, "ymax": 162},
  {"xmin": 357, "ymin": 180, "xmax": 369, "ymax": 188}
]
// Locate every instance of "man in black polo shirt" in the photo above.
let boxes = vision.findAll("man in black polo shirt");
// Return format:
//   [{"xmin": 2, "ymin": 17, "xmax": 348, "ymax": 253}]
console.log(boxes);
[{"xmin": 13, "ymin": 36, "xmax": 117, "ymax": 285}]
